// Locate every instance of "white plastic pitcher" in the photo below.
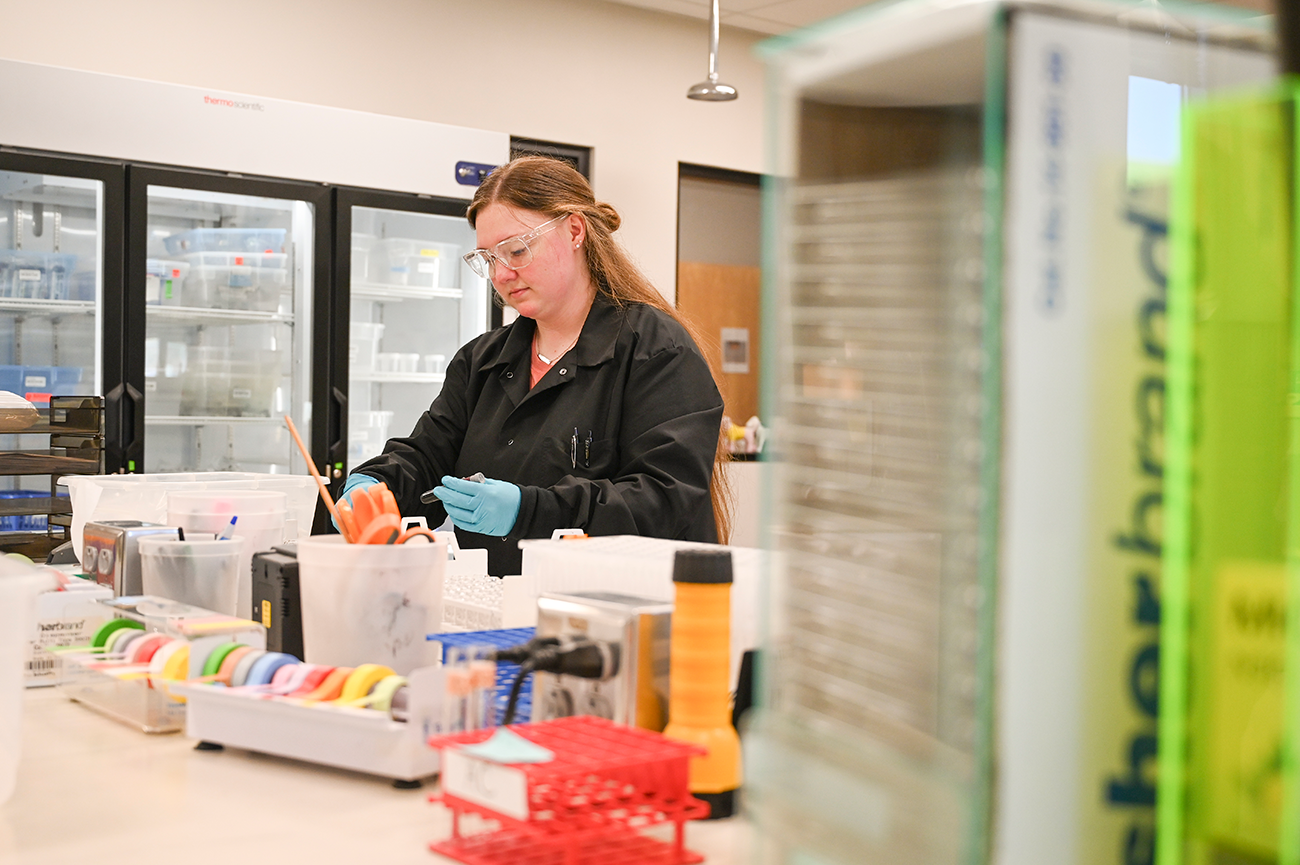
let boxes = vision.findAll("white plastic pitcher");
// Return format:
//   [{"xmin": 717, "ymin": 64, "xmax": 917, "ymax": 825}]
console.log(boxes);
[
  {"xmin": 296, "ymin": 536, "xmax": 445, "ymax": 674},
  {"xmin": 0, "ymin": 557, "xmax": 55, "ymax": 804}
]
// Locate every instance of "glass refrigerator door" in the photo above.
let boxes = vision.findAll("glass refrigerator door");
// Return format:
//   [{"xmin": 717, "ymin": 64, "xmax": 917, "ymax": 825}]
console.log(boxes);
[
  {"xmin": 0, "ymin": 169, "xmax": 103, "ymax": 400},
  {"xmin": 142, "ymin": 183, "xmax": 315, "ymax": 473},
  {"xmin": 347, "ymin": 205, "xmax": 486, "ymax": 469},
  {"xmin": 0, "ymin": 157, "xmax": 117, "ymax": 546}
]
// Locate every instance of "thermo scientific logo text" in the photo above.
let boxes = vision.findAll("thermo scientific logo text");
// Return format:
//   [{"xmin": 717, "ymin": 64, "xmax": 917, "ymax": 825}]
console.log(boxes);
[{"xmin": 203, "ymin": 95, "xmax": 265, "ymax": 112}]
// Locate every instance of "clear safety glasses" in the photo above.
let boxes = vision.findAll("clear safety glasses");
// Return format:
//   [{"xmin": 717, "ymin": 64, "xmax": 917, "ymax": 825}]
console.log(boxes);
[{"xmin": 463, "ymin": 213, "xmax": 569, "ymax": 279}]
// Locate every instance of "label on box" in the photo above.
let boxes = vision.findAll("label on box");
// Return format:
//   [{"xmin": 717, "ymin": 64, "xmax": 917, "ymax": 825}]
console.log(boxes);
[
  {"xmin": 17, "ymin": 269, "xmax": 40, "ymax": 281},
  {"xmin": 24, "ymin": 375, "xmax": 47, "ymax": 388},
  {"xmin": 231, "ymin": 388, "xmax": 252, "ymax": 400},
  {"xmin": 145, "ymin": 380, "xmax": 157, "ymax": 392},
  {"xmin": 417, "ymin": 262, "xmax": 439, "ymax": 274},
  {"xmin": 441, "ymin": 748, "xmax": 529, "ymax": 821},
  {"xmin": 26, "ymin": 588, "xmax": 111, "ymax": 685},
  {"xmin": 145, "ymin": 274, "xmax": 160, "ymax": 303}
]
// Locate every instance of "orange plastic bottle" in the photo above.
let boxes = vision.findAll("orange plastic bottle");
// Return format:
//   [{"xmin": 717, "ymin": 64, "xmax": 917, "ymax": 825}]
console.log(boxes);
[{"xmin": 662, "ymin": 548, "xmax": 742, "ymax": 819}]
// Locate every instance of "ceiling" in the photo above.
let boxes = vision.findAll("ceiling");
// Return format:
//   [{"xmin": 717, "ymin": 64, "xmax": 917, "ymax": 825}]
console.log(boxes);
[{"xmin": 602, "ymin": 0, "xmax": 875, "ymax": 36}]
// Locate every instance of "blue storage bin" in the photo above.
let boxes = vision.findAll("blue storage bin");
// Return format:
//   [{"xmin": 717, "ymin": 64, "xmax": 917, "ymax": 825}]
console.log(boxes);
[
  {"xmin": 50, "ymin": 366, "xmax": 85, "ymax": 396},
  {"xmin": 0, "ymin": 365, "xmax": 22, "ymax": 395},
  {"xmin": 20, "ymin": 367, "xmax": 54, "ymax": 397}
]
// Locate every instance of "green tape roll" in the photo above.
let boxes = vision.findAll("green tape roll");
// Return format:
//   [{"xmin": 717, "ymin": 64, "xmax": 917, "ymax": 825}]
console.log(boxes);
[
  {"xmin": 366, "ymin": 675, "xmax": 408, "ymax": 713},
  {"xmin": 91, "ymin": 618, "xmax": 144, "ymax": 649},
  {"xmin": 201, "ymin": 642, "xmax": 244, "ymax": 678}
]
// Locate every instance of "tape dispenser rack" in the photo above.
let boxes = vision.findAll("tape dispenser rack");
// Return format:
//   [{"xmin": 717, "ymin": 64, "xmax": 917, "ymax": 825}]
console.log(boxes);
[
  {"xmin": 55, "ymin": 595, "xmax": 268, "ymax": 734},
  {"xmin": 172, "ymin": 627, "xmax": 536, "ymax": 788}
]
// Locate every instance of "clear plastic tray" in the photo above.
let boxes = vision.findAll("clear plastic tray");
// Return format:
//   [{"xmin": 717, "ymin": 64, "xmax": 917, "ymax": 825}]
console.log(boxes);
[
  {"xmin": 374, "ymin": 239, "xmax": 459, "ymax": 288},
  {"xmin": 163, "ymin": 228, "xmax": 286, "ymax": 256},
  {"xmin": 57, "ymin": 595, "xmax": 265, "ymax": 734},
  {"xmin": 185, "ymin": 263, "xmax": 287, "ymax": 312}
]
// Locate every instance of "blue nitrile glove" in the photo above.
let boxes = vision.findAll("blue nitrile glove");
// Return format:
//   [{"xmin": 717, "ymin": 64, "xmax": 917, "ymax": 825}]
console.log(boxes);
[
  {"xmin": 332, "ymin": 473, "xmax": 380, "ymax": 530},
  {"xmin": 433, "ymin": 475, "xmax": 521, "ymax": 537}
]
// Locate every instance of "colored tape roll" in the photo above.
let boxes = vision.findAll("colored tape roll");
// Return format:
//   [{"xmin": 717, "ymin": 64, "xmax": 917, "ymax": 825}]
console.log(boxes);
[
  {"xmin": 287, "ymin": 665, "xmax": 335, "ymax": 698},
  {"xmin": 160, "ymin": 643, "xmax": 191, "ymax": 682},
  {"xmin": 148, "ymin": 639, "xmax": 185, "ymax": 676},
  {"xmin": 229, "ymin": 650, "xmax": 267, "ymax": 687},
  {"xmin": 130, "ymin": 634, "xmax": 170, "ymax": 665},
  {"xmin": 366, "ymin": 675, "xmax": 408, "ymax": 713},
  {"xmin": 216, "ymin": 646, "xmax": 255, "ymax": 685},
  {"xmin": 91, "ymin": 618, "xmax": 143, "ymax": 649},
  {"xmin": 338, "ymin": 664, "xmax": 396, "ymax": 704},
  {"xmin": 300, "ymin": 667, "xmax": 354, "ymax": 702},
  {"xmin": 271, "ymin": 663, "xmax": 326, "ymax": 695},
  {"xmin": 243, "ymin": 652, "xmax": 297, "ymax": 687},
  {"xmin": 269, "ymin": 663, "xmax": 300, "ymax": 688},
  {"xmin": 201, "ymin": 642, "xmax": 244, "ymax": 678},
  {"xmin": 106, "ymin": 627, "xmax": 143, "ymax": 656}
]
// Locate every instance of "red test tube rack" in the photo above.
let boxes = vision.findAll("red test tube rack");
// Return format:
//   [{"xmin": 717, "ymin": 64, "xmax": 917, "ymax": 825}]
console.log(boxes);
[{"xmin": 427, "ymin": 715, "xmax": 710, "ymax": 865}]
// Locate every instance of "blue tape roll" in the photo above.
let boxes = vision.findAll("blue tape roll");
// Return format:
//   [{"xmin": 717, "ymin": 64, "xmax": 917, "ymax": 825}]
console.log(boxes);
[{"xmin": 243, "ymin": 652, "xmax": 298, "ymax": 687}]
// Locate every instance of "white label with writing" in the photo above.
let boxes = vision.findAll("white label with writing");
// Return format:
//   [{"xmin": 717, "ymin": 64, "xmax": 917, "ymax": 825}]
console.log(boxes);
[
  {"xmin": 145, "ymin": 274, "xmax": 160, "ymax": 303},
  {"xmin": 417, "ymin": 261, "xmax": 439, "ymax": 274},
  {"xmin": 24, "ymin": 375, "xmax": 46, "ymax": 388},
  {"xmin": 231, "ymin": 388, "xmax": 252, "ymax": 400},
  {"xmin": 441, "ymin": 748, "xmax": 529, "ymax": 821},
  {"xmin": 17, "ymin": 269, "xmax": 40, "ymax": 281}
]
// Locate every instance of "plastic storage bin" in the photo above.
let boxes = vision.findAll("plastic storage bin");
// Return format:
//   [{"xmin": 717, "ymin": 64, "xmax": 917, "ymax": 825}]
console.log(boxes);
[
  {"xmin": 296, "ymin": 535, "xmax": 445, "ymax": 674},
  {"xmin": 348, "ymin": 410, "xmax": 394, "ymax": 466},
  {"xmin": 0, "ymin": 251, "xmax": 78, "ymax": 300},
  {"xmin": 162, "ymin": 228, "xmax": 286, "ymax": 256},
  {"xmin": 352, "ymin": 233, "xmax": 377, "ymax": 282},
  {"xmin": 0, "ymin": 559, "xmax": 55, "ymax": 804},
  {"xmin": 374, "ymin": 239, "xmax": 459, "ymax": 288},
  {"xmin": 181, "ymin": 252, "xmax": 287, "ymax": 312},
  {"xmin": 145, "ymin": 259, "xmax": 190, "ymax": 306},
  {"xmin": 63, "ymin": 472, "xmax": 319, "ymax": 566},
  {"xmin": 140, "ymin": 536, "xmax": 246, "ymax": 616},
  {"xmin": 166, "ymin": 489, "xmax": 287, "ymax": 619},
  {"xmin": 180, "ymin": 348, "xmax": 277, "ymax": 417},
  {"xmin": 349, "ymin": 321, "xmax": 385, "ymax": 373}
]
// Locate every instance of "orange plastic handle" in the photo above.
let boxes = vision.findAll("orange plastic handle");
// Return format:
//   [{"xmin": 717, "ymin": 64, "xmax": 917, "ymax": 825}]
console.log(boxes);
[
  {"xmin": 355, "ymin": 512, "xmax": 400, "ymax": 545},
  {"xmin": 396, "ymin": 526, "xmax": 438, "ymax": 545}
]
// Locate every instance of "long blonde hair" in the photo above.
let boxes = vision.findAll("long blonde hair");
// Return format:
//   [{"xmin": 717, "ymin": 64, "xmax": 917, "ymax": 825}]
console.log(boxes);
[{"xmin": 467, "ymin": 155, "xmax": 734, "ymax": 542}]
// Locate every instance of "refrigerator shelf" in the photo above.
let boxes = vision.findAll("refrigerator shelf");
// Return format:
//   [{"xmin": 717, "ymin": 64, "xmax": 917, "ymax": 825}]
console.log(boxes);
[
  {"xmin": 351, "ymin": 282, "xmax": 463, "ymax": 302},
  {"xmin": 0, "ymin": 299, "xmax": 95, "ymax": 316},
  {"xmin": 144, "ymin": 416, "xmax": 283, "ymax": 426},
  {"xmin": 1, "ymin": 186, "xmax": 98, "ymax": 210},
  {"xmin": 352, "ymin": 372, "xmax": 446, "ymax": 385},
  {"xmin": 146, "ymin": 306, "xmax": 293, "ymax": 326}
]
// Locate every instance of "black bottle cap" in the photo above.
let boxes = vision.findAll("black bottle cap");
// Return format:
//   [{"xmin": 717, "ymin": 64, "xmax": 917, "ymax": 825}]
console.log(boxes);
[
  {"xmin": 694, "ymin": 788, "xmax": 738, "ymax": 819},
  {"xmin": 672, "ymin": 548, "xmax": 733, "ymax": 584}
]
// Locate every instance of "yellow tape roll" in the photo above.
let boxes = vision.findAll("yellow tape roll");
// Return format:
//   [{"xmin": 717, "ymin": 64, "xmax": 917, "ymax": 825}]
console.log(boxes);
[
  {"xmin": 337, "ymin": 664, "xmax": 395, "ymax": 703},
  {"xmin": 160, "ymin": 643, "xmax": 191, "ymax": 682}
]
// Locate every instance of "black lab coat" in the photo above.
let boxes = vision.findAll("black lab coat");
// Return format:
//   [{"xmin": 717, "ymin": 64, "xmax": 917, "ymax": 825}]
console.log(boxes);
[{"xmin": 353, "ymin": 295, "xmax": 723, "ymax": 575}]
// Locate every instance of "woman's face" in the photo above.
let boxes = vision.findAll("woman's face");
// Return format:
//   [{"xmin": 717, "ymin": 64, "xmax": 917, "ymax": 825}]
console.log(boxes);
[{"xmin": 475, "ymin": 203, "xmax": 591, "ymax": 323}]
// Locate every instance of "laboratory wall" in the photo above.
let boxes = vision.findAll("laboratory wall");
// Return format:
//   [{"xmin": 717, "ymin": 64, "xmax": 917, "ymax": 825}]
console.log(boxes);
[{"xmin": 0, "ymin": 0, "xmax": 767, "ymax": 300}]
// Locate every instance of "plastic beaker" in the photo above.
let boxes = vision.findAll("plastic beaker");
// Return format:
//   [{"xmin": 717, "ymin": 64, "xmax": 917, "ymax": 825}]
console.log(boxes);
[{"xmin": 139, "ymin": 536, "xmax": 247, "ymax": 616}]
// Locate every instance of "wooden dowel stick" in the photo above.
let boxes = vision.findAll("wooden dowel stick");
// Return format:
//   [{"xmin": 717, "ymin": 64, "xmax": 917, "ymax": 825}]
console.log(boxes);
[{"xmin": 283, "ymin": 414, "xmax": 351, "ymax": 543}]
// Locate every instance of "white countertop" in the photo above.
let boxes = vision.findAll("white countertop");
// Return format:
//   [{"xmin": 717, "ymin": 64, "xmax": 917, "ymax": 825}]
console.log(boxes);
[{"xmin": 3, "ymin": 688, "xmax": 755, "ymax": 865}]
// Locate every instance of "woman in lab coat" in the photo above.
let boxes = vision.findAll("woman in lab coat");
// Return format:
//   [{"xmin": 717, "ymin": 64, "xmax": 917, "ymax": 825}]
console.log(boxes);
[{"xmin": 338, "ymin": 155, "xmax": 731, "ymax": 576}]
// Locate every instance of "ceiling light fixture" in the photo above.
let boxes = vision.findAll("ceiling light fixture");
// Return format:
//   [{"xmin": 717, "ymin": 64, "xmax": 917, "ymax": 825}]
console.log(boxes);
[{"xmin": 687, "ymin": 0, "xmax": 738, "ymax": 101}]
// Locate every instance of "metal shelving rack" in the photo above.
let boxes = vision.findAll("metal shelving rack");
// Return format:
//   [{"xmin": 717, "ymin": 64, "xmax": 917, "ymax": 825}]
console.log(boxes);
[{"xmin": 0, "ymin": 395, "xmax": 104, "ymax": 559}]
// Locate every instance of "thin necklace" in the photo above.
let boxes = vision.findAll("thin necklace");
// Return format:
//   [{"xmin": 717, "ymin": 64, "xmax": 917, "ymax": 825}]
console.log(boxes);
[{"xmin": 535, "ymin": 331, "xmax": 580, "ymax": 365}]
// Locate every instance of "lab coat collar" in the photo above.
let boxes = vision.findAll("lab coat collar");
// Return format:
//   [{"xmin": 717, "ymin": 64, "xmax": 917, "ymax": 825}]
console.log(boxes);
[{"xmin": 483, "ymin": 292, "xmax": 624, "ymax": 371}]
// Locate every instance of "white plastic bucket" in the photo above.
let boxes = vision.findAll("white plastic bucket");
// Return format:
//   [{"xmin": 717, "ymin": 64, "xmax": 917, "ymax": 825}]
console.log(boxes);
[
  {"xmin": 0, "ymin": 558, "xmax": 56, "ymax": 804},
  {"xmin": 166, "ymin": 490, "xmax": 286, "ymax": 620},
  {"xmin": 296, "ymin": 535, "xmax": 445, "ymax": 674},
  {"xmin": 139, "ymin": 536, "xmax": 246, "ymax": 616}
]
